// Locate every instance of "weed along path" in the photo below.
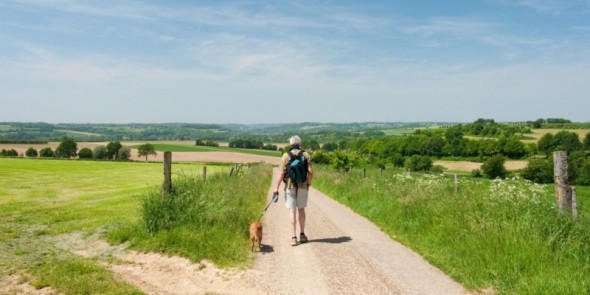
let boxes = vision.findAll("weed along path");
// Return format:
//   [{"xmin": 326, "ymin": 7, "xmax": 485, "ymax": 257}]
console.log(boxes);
[{"xmin": 255, "ymin": 169, "xmax": 467, "ymax": 295}]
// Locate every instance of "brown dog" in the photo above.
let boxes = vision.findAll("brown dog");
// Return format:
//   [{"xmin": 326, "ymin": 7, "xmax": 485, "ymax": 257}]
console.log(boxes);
[{"xmin": 249, "ymin": 221, "xmax": 263, "ymax": 252}]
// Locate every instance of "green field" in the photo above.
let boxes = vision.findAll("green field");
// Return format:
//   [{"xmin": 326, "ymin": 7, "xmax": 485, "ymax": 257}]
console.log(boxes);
[
  {"xmin": 0, "ymin": 158, "xmax": 231, "ymax": 293},
  {"xmin": 135, "ymin": 143, "xmax": 282, "ymax": 157}
]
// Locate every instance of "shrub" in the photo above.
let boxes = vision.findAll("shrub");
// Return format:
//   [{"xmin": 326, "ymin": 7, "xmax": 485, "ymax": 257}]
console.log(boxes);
[
  {"xmin": 482, "ymin": 155, "xmax": 507, "ymax": 179},
  {"xmin": 25, "ymin": 147, "xmax": 38, "ymax": 157},
  {"xmin": 404, "ymin": 155, "xmax": 432, "ymax": 172},
  {"xmin": 78, "ymin": 148, "xmax": 93, "ymax": 159},
  {"xmin": 118, "ymin": 147, "xmax": 131, "ymax": 160},
  {"xmin": 576, "ymin": 159, "xmax": 590, "ymax": 185},
  {"xmin": 93, "ymin": 146, "xmax": 108, "ymax": 159},
  {"xmin": 471, "ymin": 169, "xmax": 482, "ymax": 178},
  {"xmin": 311, "ymin": 150, "xmax": 331, "ymax": 165},
  {"xmin": 39, "ymin": 147, "xmax": 54, "ymax": 158},
  {"xmin": 391, "ymin": 153, "xmax": 405, "ymax": 168},
  {"xmin": 522, "ymin": 158, "xmax": 552, "ymax": 183},
  {"xmin": 1, "ymin": 149, "xmax": 18, "ymax": 157},
  {"xmin": 430, "ymin": 165, "xmax": 444, "ymax": 174}
]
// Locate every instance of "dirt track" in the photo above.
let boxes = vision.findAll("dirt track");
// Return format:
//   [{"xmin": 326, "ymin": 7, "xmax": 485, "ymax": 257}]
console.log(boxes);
[{"xmin": 251, "ymin": 169, "xmax": 467, "ymax": 295}]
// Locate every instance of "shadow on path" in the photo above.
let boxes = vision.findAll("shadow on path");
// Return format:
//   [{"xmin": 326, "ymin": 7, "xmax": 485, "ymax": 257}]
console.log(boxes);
[
  {"xmin": 259, "ymin": 244, "xmax": 274, "ymax": 254},
  {"xmin": 309, "ymin": 236, "xmax": 352, "ymax": 244}
]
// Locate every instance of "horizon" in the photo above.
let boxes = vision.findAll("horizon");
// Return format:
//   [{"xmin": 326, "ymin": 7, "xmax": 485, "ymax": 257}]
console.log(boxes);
[{"xmin": 1, "ymin": 1, "xmax": 589, "ymax": 123}]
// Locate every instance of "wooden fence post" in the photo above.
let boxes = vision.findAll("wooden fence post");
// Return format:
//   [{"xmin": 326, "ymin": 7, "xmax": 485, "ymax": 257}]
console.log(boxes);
[
  {"xmin": 454, "ymin": 174, "xmax": 459, "ymax": 192},
  {"xmin": 229, "ymin": 167, "xmax": 235, "ymax": 177},
  {"xmin": 572, "ymin": 187, "xmax": 578, "ymax": 220},
  {"xmin": 553, "ymin": 151, "xmax": 572, "ymax": 214},
  {"xmin": 380, "ymin": 168, "xmax": 383, "ymax": 177},
  {"xmin": 363, "ymin": 168, "xmax": 366, "ymax": 178},
  {"xmin": 163, "ymin": 151, "xmax": 172, "ymax": 195},
  {"xmin": 203, "ymin": 166, "xmax": 207, "ymax": 183}
]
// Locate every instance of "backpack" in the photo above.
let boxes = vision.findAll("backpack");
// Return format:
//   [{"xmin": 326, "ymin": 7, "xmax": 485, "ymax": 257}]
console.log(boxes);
[{"xmin": 285, "ymin": 150, "xmax": 308, "ymax": 187}]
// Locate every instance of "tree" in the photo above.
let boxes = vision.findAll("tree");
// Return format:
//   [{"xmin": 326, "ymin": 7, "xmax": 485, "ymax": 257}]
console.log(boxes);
[
  {"xmin": 532, "ymin": 118, "xmax": 545, "ymax": 129},
  {"xmin": 39, "ymin": 147, "xmax": 54, "ymax": 158},
  {"xmin": 78, "ymin": 148, "xmax": 93, "ymax": 159},
  {"xmin": 25, "ymin": 147, "xmax": 38, "ymax": 157},
  {"xmin": 554, "ymin": 131, "xmax": 582, "ymax": 152},
  {"xmin": 444, "ymin": 125, "xmax": 463, "ymax": 156},
  {"xmin": 481, "ymin": 155, "xmax": 507, "ymax": 179},
  {"xmin": 55, "ymin": 136, "xmax": 77, "ymax": 158},
  {"xmin": 137, "ymin": 143, "xmax": 157, "ymax": 161},
  {"xmin": 106, "ymin": 141, "xmax": 123, "ymax": 159},
  {"xmin": 537, "ymin": 133, "xmax": 555, "ymax": 157},
  {"xmin": 502, "ymin": 136, "xmax": 526, "ymax": 158},
  {"xmin": 584, "ymin": 132, "xmax": 590, "ymax": 150},
  {"xmin": 93, "ymin": 145, "xmax": 108, "ymax": 159}
]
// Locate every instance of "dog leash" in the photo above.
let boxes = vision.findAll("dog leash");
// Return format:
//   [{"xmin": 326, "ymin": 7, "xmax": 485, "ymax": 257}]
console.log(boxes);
[{"xmin": 257, "ymin": 192, "xmax": 279, "ymax": 221}]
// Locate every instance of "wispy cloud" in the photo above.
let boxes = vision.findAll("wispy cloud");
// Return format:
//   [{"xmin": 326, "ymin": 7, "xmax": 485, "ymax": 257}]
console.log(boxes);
[{"xmin": 493, "ymin": 0, "xmax": 590, "ymax": 15}]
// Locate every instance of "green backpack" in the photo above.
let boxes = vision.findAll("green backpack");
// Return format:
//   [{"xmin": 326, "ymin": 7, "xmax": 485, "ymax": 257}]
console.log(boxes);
[{"xmin": 285, "ymin": 150, "xmax": 308, "ymax": 187}]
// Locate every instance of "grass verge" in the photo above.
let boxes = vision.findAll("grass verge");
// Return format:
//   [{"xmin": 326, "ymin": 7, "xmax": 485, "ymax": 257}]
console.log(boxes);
[
  {"xmin": 313, "ymin": 166, "xmax": 590, "ymax": 294},
  {"xmin": 107, "ymin": 164, "xmax": 273, "ymax": 267}
]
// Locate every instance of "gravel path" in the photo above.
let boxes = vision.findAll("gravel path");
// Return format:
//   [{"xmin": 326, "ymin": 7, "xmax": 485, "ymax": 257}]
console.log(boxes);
[{"xmin": 254, "ymin": 169, "xmax": 468, "ymax": 295}]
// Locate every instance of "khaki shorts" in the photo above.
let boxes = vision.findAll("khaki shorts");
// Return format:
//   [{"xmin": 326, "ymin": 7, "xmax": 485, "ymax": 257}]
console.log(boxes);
[{"xmin": 285, "ymin": 188, "xmax": 308, "ymax": 209}]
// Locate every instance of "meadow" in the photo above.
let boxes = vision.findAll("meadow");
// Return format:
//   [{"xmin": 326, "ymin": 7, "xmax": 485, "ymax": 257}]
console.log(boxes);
[
  {"xmin": 314, "ymin": 166, "xmax": 590, "ymax": 294},
  {"xmin": 0, "ymin": 158, "xmax": 245, "ymax": 294},
  {"xmin": 131, "ymin": 142, "xmax": 282, "ymax": 157}
]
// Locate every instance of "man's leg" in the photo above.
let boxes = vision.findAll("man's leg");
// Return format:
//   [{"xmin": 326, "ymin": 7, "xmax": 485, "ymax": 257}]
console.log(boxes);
[
  {"xmin": 298, "ymin": 208, "xmax": 306, "ymax": 234},
  {"xmin": 289, "ymin": 208, "xmax": 297, "ymax": 238}
]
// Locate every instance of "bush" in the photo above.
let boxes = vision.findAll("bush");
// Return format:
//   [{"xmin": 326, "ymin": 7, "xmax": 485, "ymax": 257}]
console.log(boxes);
[
  {"xmin": 391, "ymin": 153, "xmax": 405, "ymax": 168},
  {"xmin": 93, "ymin": 146, "xmax": 108, "ymax": 159},
  {"xmin": 481, "ymin": 155, "xmax": 507, "ymax": 179},
  {"xmin": 118, "ymin": 147, "xmax": 131, "ymax": 160},
  {"xmin": 39, "ymin": 147, "xmax": 54, "ymax": 158},
  {"xmin": 0, "ymin": 149, "xmax": 18, "ymax": 157},
  {"xmin": 471, "ymin": 169, "xmax": 482, "ymax": 178},
  {"xmin": 25, "ymin": 147, "xmax": 38, "ymax": 157},
  {"xmin": 78, "ymin": 148, "xmax": 93, "ymax": 159},
  {"xmin": 404, "ymin": 155, "xmax": 432, "ymax": 172},
  {"xmin": 430, "ymin": 165, "xmax": 444, "ymax": 174},
  {"xmin": 311, "ymin": 150, "xmax": 331, "ymax": 165},
  {"xmin": 522, "ymin": 158, "xmax": 552, "ymax": 183},
  {"xmin": 576, "ymin": 159, "xmax": 590, "ymax": 185}
]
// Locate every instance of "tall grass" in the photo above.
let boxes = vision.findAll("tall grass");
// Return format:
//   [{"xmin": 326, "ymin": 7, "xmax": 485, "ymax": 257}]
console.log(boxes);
[
  {"xmin": 108, "ymin": 164, "xmax": 273, "ymax": 267},
  {"xmin": 314, "ymin": 166, "xmax": 590, "ymax": 294}
]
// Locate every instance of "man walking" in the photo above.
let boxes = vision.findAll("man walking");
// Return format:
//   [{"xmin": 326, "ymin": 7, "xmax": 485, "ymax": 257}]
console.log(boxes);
[{"xmin": 273, "ymin": 135, "xmax": 313, "ymax": 246}]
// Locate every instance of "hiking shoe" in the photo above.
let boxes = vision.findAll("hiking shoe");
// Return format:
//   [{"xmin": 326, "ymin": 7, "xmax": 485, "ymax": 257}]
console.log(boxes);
[
  {"xmin": 299, "ymin": 233, "xmax": 308, "ymax": 243},
  {"xmin": 290, "ymin": 236, "xmax": 298, "ymax": 246}
]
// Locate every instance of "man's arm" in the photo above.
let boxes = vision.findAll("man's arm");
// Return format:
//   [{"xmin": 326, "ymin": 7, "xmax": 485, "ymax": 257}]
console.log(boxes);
[
  {"xmin": 273, "ymin": 170, "xmax": 285, "ymax": 194},
  {"xmin": 307, "ymin": 164, "xmax": 313, "ymax": 187}
]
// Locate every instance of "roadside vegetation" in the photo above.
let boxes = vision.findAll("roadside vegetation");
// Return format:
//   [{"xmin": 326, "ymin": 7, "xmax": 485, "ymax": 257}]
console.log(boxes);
[
  {"xmin": 107, "ymin": 164, "xmax": 272, "ymax": 267},
  {"xmin": 0, "ymin": 158, "xmax": 236, "ymax": 294},
  {"xmin": 314, "ymin": 166, "xmax": 590, "ymax": 294}
]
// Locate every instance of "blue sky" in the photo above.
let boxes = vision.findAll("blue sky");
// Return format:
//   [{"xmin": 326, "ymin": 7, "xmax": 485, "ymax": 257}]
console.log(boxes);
[{"xmin": 1, "ymin": 0, "xmax": 589, "ymax": 124}]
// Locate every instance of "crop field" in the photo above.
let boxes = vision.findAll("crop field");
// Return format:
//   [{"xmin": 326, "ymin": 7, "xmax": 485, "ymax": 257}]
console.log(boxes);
[
  {"xmin": 134, "ymin": 143, "xmax": 282, "ymax": 157},
  {"xmin": 522, "ymin": 128, "xmax": 590, "ymax": 144},
  {"xmin": 0, "ymin": 158, "xmax": 231, "ymax": 293}
]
